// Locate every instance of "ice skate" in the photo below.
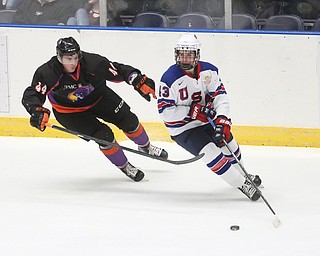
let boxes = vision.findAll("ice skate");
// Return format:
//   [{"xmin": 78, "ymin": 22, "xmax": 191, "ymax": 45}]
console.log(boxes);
[
  {"xmin": 139, "ymin": 144, "xmax": 168, "ymax": 159},
  {"xmin": 120, "ymin": 162, "xmax": 144, "ymax": 182},
  {"xmin": 238, "ymin": 178, "xmax": 261, "ymax": 201},
  {"xmin": 248, "ymin": 174, "xmax": 262, "ymax": 187}
]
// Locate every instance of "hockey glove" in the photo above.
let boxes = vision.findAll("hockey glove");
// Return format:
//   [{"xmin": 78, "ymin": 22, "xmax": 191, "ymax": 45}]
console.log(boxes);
[
  {"xmin": 190, "ymin": 103, "xmax": 216, "ymax": 123},
  {"xmin": 30, "ymin": 107, "xmax": 50, "ymax": 132},
  {"xmin": 214, "ymin": 116, "xmax": 232, "ymax": 145},
  {"xmin": 132, "ymin": 74, "xmax": 156, "ymax": 102}
]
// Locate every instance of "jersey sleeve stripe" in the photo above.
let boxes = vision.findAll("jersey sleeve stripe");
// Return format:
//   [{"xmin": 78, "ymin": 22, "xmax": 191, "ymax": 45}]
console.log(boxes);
[{"xmin": 157, "ymin": 99, "xmax": 175, "ymax": 114}]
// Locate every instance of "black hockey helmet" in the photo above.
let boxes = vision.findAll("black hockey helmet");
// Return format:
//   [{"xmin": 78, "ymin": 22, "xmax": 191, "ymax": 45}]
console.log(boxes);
[{"xmin": 56, "ymin": 37, "xmax": 81, "ymax": 61}]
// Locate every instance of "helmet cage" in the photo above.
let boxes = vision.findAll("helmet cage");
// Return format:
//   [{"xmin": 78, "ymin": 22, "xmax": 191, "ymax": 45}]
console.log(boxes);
[
  {"xmin": 175, "ymin": 48, "xmax": 200, "ymax": 70},
  {"xmin": 174, "ymin": 34, "xmax": 200, "ymax": 70}
]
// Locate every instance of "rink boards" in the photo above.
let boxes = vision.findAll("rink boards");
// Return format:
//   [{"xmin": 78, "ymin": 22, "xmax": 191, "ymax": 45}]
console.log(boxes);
[{"xmin": 1, "ymin": 117, "xmax": 319, "ymax": 148}]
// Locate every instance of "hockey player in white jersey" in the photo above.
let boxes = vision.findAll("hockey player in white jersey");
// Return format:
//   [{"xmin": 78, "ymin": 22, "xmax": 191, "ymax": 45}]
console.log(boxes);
[{"xmin": 157, "ymin": 34, "xmax": 262, "ymax": 201}]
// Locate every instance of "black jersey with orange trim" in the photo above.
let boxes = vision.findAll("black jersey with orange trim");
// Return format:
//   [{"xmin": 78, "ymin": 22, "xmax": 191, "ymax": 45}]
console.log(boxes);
[{"xmin": 22, "ymin": 51, "xmax": 139, "ymax": 114}]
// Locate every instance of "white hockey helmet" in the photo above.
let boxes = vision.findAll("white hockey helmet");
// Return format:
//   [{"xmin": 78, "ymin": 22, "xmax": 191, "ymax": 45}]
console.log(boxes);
[{"xmin": 175, "ymin": 34, "xmax": 201, "ymax": 70}]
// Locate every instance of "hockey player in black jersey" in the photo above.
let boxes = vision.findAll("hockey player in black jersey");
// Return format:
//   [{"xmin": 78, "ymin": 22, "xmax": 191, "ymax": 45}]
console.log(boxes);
[{"xmin": 22, "ymin": 36, "xmax": 168, "ymax": 182}]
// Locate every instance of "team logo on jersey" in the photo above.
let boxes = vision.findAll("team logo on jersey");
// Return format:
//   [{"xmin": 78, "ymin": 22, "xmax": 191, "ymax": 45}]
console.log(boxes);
[
  {"xmin": 204, "ymin": 75, "xmax": 212, "ymax": 85},
  {"xmin": 67, "ymin": 84, "xmax": 94, "ymax": 102},
  {"xmin": 63, "ymin": 84, "xmax": 78, "ymax": 90}
]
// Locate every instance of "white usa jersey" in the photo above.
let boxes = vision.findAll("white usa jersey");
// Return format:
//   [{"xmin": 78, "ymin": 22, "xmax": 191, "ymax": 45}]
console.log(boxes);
[{"xmin": 157, "ymin": 61, "xmax": 230, "ymax": 136}]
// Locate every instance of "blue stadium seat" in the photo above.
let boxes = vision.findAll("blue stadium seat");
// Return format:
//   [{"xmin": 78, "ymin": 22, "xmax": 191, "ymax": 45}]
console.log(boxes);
[
  {"xmin": 0, "ymin": 9, "xmax": 16, "ymax": 23},
  {"xmin": 131, "ymin": 12, "xmax": 170, "ymax": 27},
  {"xmin": 312, "ymin": 18, "xmax": 320, "ymax": 31},
  {"xmin": 217, "ymin": 14, "xmax": 257, "ymax": 30},
  {"xmin": 173, "ymin": 13, "xmax": 214, "ymax": 29},
  {"xmin": 263, "ymin": 14, "xmax": 304, "ymax": 31}
]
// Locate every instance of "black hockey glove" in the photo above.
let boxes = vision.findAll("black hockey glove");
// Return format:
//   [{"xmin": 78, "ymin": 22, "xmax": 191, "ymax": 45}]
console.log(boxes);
[
  {"xmin": 30, "ymin": 107, "xmax": 50, "ymax": 132},
  {"xmin": 132, "ymin": 74, "xmax": 156, "ymax": 102}
]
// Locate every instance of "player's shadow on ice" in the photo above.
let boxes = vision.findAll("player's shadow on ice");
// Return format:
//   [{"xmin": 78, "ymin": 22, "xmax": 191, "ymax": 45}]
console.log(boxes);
[{"xmin": 48, "ymin": 176, "xmax": 253, "ymax": 204}]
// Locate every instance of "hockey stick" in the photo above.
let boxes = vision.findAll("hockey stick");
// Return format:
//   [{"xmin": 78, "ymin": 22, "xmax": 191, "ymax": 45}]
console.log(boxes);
[
  {"xmin": 207, "ymin": 117, "xmax": 281, "ymax": 228},
  {"xmin": 45, "ymin": 123, "xmax": 204, "ymax": 165}
]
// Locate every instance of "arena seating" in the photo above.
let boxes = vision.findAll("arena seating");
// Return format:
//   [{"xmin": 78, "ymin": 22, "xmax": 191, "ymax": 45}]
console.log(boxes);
[{"xmin": 1, "ymin": 0, "xmax": 319, "ymax": 31}]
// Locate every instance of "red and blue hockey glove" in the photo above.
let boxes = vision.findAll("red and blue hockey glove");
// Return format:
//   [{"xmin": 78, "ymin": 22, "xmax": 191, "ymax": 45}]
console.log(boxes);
[
  {"xmin": 214, "ymin": 116, "xmax": 232, "ymax": 145},
  {"xmin": 30, "ymin": 107, "xmax": 50, "ymax": 132},
  {"xmin": 132, "ymin": 74, "xmax": 156, "ymax": 102},
  {"xmin": 190, "ymin": 103, "xmax": 216, "ymax": 123}
]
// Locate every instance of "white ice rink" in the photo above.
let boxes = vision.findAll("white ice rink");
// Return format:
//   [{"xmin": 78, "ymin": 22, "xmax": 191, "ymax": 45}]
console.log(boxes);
[{"xmin": 0, "ymin": 136, "xmax": 319, "ymax": 256}]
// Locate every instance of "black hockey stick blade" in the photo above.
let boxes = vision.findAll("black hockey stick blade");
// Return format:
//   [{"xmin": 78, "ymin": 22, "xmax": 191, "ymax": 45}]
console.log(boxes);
[{"xmin": 46, "ymin": 123, "xmax": 204, "ymax": 165}]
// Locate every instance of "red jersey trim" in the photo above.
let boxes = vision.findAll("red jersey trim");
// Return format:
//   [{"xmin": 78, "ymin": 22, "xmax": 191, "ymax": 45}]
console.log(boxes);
[{"xmin": 50, "ymin": 96, "xmax": 102, "ymax": 113}]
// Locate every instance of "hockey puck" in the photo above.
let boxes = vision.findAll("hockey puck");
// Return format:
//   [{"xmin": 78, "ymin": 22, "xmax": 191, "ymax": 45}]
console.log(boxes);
[{"xmin": 230, "ymin": 225, "xmax": 240, "ymax": 231}]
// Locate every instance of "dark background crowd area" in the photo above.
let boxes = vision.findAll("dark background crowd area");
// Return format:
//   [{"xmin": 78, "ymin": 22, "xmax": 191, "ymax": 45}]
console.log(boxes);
[{"xmin": 0, "ymin": 0, "xmax": 320, "ymax": 31}]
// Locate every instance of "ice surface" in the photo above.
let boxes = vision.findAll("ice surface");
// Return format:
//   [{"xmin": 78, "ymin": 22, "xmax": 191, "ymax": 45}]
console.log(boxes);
[{"xmin": 0, "ymin": 136, "xmax": 319, "ymax": 256}]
